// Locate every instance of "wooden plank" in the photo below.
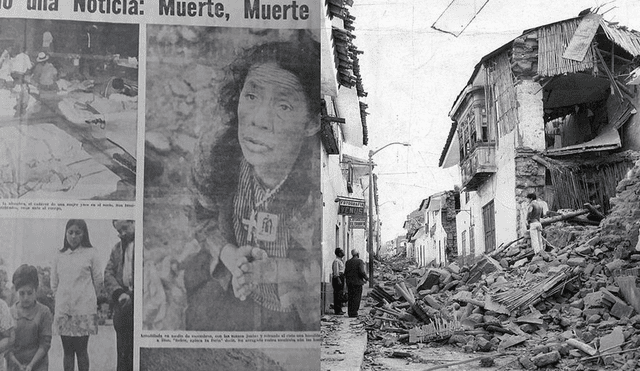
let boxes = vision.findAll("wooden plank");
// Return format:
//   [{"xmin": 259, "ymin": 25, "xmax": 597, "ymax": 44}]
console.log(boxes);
[{"xmin": 563, "ymin": 13, "xmax": 602, "ymax": 62}]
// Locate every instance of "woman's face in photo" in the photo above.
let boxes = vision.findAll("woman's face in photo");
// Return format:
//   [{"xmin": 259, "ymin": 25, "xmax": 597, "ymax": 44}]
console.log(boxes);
[
  {"xmin": 66, "ymin": 224, "xmax": 84, "ymax": 249},
  {"xmin": 237, "ymin": 63, "xmax": 315, "ymax": 172}
]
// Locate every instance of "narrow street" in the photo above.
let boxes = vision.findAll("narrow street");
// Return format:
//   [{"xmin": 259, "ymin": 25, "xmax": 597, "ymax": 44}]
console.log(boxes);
[{"xmin": 322, "ymin": 160, "xmax": 640, "ymax": 371}]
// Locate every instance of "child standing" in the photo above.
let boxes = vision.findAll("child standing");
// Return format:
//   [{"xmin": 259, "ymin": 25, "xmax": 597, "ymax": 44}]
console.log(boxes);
[
  {"xmin": 5, "ymin": 264, "xmax": 52, "ymax": 371},
  {"xmin": 0, "ymin": 295, "xmax": 15, "ymax": 371},
  {"xmin": 51, "ymin": 220, "xmax": 103, "ymax": 371}
]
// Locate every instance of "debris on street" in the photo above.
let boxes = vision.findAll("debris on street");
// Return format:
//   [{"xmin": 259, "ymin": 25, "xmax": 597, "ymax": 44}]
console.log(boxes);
[{"xmin": 361, "ymin": 159, "xmax": 640, "ymax": 370}]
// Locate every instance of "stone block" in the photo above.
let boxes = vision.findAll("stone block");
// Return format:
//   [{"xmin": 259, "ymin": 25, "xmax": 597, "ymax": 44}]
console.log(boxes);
[
  {"xmin": 593, "ymin": 264, "xmax": 603, "ymax": 275},
  {"xmin": 599, "ymin": 326, "xmax": 624, "ymax": 355},
  {"xmin": 447, "ymin": 262, "xmax": 460, "ymax": 274},
  {"xmin": 499, "ymin": 335, "xmax": 526, "ymax": 350},
  {"xmin": 417, "ymin": 270, "xmax": 440, "ymax": 291},
  {"xmin": 466, "ymin": 256, "xmax": 503, "ymax": 284},
  {"xmin": 600, "ymin": 288, "xmax": 625, "ymax": 306},
  {"xmin": 583, "ymin": 292, "xmax": 604, "ymax": 308},
  {"xmin": 567, "ymin": 257, "xmax": 586, "ymax": 267},
  {"xmin": 423, "ymin": 295, "xmax": 442, "ymax": 310},
  {"xmin": 582, "ymin": 308, "xmax": 604, "ymax": 318},
  {"xmin": 518, "ymin": 356, "xmax": 536, "ymax": 370},
  {"xmin": 406, "ymin": 277, "xmax": 418, "ymax": 288},
  {"xmin": 575, "ymin": 245, "xmax": 594, "ymax": 255},
  {"xmin": 531, "ymin": 350, "xmax": 561, "ymax": 367},
  {"xmin": 610, "ymin": 301, "xmax": 634, "ymax": 319},
  {"xmin": 584, "ymin": 263, "xmax": 596, "ymax": 276},
  {"xmin": 530, "ymin": 345, "xmax": 549, "ymax": 355},
  {"xmin": 570, "ymin": 299, "xmax": 584, "ymax": 309},
  {"xmin": 605, "ymin": 285, "xmax": 620, "ymax": 294},
  {"xmin": 606, "ymin": 259, "xmax": 627, "ymax": 272},
  {"xmin": 476, "ymin": 337, "xmax": 492, "ymax": 352},
  {"xmin": 587, "ymin": 314, "xmax": 601, "ymax": 323},
  {"xmin": 566, "ymin": 307, "xmax": 583, "ymax": 317}
]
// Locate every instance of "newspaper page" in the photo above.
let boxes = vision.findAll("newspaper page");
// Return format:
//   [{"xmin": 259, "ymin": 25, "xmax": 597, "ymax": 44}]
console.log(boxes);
[{"xmin": 0, "ymin": 1, "xmax": 321, "ymax": 371}]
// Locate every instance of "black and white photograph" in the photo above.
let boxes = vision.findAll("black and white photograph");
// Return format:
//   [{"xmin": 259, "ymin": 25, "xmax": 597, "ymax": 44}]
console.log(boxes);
[
  {"xmin": 0, "ymin": 218, "xmax": 135, "ymax": 371},
  {"xmin": 142, "ymin": 26, "xmax": 322, "ymax": 332},
  {"xmin": 0, "ymin": 19, "xmax": 138, "ymax": 201},
  {"xmin": 319, "ymin": 1, "xmax": 640, "ymax": 370},
  {"xmin": 139, "ymin": 347, "xmax": 319, "ymax": 371}
]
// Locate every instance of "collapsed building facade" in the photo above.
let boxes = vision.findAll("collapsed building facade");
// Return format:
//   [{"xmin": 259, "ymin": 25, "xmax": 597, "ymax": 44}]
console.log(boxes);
[{"xmin": 439, "ymin": 12, "xmax": 640, "ymax": 261}]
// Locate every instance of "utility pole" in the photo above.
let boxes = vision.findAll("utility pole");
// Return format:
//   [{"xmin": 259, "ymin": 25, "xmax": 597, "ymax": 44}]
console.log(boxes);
[{"xmin": 368, "ymin": 142, "xmax": 410, "ymax": 287}]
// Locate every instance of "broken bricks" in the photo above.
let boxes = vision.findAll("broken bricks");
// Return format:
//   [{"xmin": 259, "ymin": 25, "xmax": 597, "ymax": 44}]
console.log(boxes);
[{"xmin": 366, "ymin": 160, "xmax": 640, "ymax": 368}]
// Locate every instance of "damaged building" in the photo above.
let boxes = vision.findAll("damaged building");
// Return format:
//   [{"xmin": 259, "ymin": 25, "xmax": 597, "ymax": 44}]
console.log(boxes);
[
  {"xmin": 439, "ymin": 12, "xmax": 640, "ymax": 261},
  {"xmin": 404, "ymin": 190, "xmax": 460, "ymax": 267},
  {"xmin": 321, "ymin": 0, "xmax": 373, "ymax": 313}
]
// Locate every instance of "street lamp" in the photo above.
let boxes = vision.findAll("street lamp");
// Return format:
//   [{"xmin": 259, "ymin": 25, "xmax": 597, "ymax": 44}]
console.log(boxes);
[{"xmin": 368, "ymin": 142, "xmax": 410, "ymax": 287}]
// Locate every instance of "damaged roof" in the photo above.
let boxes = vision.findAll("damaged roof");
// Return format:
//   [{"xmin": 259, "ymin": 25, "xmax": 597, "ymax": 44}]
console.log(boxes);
[
  {"xmin": 439, "ymin": 11, "xmax": 640, "ymax": 167},
  {"xmin": 327, "ymin": 0, "xmax": 369, "ymax": 146}
]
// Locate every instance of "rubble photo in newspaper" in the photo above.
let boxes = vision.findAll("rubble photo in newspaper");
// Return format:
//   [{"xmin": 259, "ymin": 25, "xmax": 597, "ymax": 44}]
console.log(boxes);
[
  {"xmin": 139, "ymin": 347, "xmax": 319, "ymax": 371},
  {"xmin": 0, "ymin": 218, "xmax": 134, "ymax": 371},
  {"xmin": 142, "ymin": 25, "xmax": 322, "ymax": 332},
  {"xmin": 0, "ymin": 19, "xmax": 138, "ymax": 201}
]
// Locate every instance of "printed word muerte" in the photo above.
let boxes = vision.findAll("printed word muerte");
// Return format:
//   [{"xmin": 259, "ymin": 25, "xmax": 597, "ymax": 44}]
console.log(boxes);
[{"xmin": 244, "ymin": 0, "xmax": 309, "ymax": 20}]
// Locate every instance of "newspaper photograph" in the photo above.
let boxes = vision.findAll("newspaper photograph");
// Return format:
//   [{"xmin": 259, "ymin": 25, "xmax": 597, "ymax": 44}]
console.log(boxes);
[
  {"xmin": 0, "ymin": 218, "xmax": 134, "ymax": 371},
  {"xmin": 0, "ymin": 1, "xmax": 321, "ymax": 370},
  {"xmin": 0, "ymin": 19, "xmax": 138, "ymax": 201},
  {"xmin": 142, "ymin": 25, "xmax": 322, "ymax": 332}
]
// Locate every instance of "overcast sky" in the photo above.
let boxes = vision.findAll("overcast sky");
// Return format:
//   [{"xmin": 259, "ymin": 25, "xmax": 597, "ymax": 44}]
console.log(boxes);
[{"xmin": 350, "ymin": 0, "xmax": 640, "ymax": 242}]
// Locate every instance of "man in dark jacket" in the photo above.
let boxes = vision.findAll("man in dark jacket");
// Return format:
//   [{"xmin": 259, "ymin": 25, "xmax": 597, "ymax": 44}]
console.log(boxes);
[
  {"xmin": 344, "ymin": 249, "xmax": 368, "ymax": 318},
  {"xmin": 104, "ymin": 220, "xmax": 134, "ymax": 371}
]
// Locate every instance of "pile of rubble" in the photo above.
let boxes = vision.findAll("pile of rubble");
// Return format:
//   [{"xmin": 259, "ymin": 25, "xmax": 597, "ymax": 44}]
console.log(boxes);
[{"xmin": 364, "ymin": 160, "xmax": 640, "ymax": 370}]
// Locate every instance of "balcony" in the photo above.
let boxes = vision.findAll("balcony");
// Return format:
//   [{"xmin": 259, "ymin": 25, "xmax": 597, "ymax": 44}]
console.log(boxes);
[{"xmin": 460, "ymin": 143, "xmax": 496, "ymax": 191}]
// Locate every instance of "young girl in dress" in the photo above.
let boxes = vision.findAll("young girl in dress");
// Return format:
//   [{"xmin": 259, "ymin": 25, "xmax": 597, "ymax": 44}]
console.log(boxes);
[
  {"xmin": 6, "ymin": 264, "xmax": 52, "ymax": 371},
  {"xmin": 51, "ymin": 220, "xmax": 103, "ymax": 371}
]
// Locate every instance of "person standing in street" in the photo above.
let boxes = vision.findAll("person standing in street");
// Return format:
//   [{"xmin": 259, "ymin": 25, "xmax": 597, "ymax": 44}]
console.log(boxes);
[
  {"xmin": 526, "ymin": 193, "xmax": 546, "ymax": 254},
  {"xmin": 104, "ymin": 220, "xmax": 134, "ymax": 371},
  {"xmin": 51, "ymin": 220, "xmax": 102, "ymax": 371},
  {"xmin": 344, "ymin": 249, "xmax": 368, "ymax": 318},
  {"xmin": 331, "ymin": 248, "xmax": 345, "ymax": 315}
]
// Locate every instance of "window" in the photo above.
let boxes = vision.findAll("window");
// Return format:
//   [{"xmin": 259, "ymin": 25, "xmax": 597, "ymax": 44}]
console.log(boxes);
[
  {"xmin": 335, "ymin": 225, "xmax": 340, "ymax": 251},
  {"xmin": 482, "ymin": 200, "xmax": 496, "ymax": 253},
  {"xmin": 481, "ymin": 107, "xmax": 489, "ymax": 142},
  {"xmin": 469, "ymin": 226, "xmax": 475, "ymax": 257},
  {"xmin": 461, "ymin": 230, "xmax": 467, "ymax": 258}
]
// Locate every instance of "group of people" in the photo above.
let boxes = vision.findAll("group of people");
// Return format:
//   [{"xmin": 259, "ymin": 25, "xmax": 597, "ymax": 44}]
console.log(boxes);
[
  {"xmin": 0, "ymin": 48, "xmax": 58, "ymax": 90},
  {"xmin": 332, "ymin": 248, "xmax": 369, "ymax": 318},
  {"xmin": 0, "ymin": 219, "xmax": 134, "ymax": 371}
]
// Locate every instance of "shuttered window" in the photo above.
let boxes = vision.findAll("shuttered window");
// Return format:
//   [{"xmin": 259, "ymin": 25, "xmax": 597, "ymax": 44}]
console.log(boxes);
[{"xmin": 482, "ymin": 200, "xmax": 496, "ymax": 253}]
